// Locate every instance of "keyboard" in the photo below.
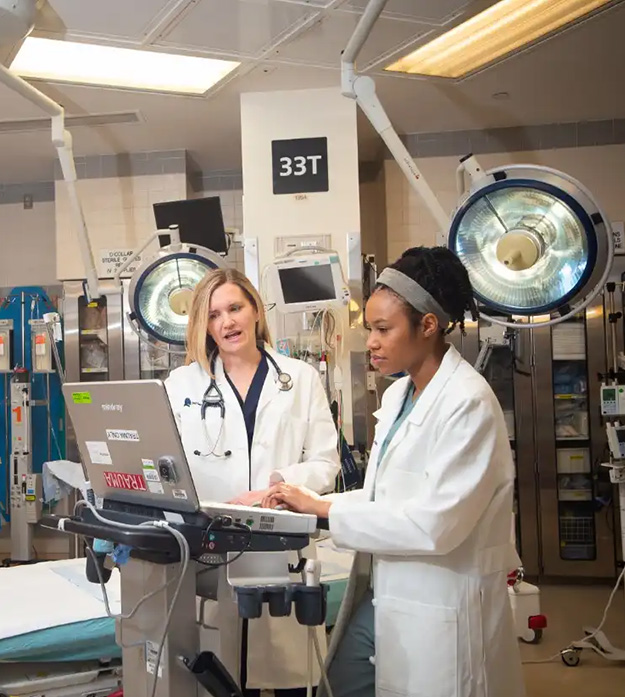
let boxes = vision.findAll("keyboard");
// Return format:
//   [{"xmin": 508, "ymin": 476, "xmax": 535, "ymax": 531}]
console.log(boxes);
[{"xmin": 199, "ymin": 501, "xmax": 317, "ymax": 535}]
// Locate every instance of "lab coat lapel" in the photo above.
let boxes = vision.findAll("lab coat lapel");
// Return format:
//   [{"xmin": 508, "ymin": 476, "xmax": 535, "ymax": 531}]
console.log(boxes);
[
  {"xmin": 372, "ymin": 345, "xmax": 463, "ymax": 478},
  {"xmin": 255, "ymin": 346, "xmax": 282, "ymax": 417},
  {"xmin": 213, "ymin": 357, "xmax": 247, "ymax": 437}
]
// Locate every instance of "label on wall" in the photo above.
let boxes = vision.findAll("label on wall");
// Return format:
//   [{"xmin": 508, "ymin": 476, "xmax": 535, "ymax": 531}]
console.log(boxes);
[
  {"xmin": 272, "ymin": 137, "xmax": 329, "ymax": 195},
  {"xmin": 99, "ymin": 249, "xmax": 144, "ymax": 278}
]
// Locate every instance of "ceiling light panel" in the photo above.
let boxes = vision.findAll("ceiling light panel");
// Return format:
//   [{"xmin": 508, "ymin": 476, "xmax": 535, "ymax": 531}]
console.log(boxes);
[
  {"xmin": 386, "ymin": 0, "xmax": 613, "ymax": 78},
  {"xmin": 11, "ymin": 37, "xmax": 240, "ymax": 95},
  {"xmin": 155, "ymin": 0, "xmax": 318, "ymax": 58}
]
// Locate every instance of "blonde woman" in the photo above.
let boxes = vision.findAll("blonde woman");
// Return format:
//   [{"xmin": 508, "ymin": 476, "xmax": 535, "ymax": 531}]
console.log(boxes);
[{"xmin": 165, "ymin": 267, "xmax": 340, "ymax": 696}]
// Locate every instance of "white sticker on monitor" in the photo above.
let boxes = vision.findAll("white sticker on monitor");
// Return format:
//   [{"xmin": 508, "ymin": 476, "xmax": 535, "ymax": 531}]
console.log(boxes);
[
  {"xmin": 85, "ymin": 441, "xmax": 112, "ymax": 465},
  {"xmin": 143, "ymin": 468, "xmax": 160, "ymax": 483},
  {"xmin": 147, "ymin": 481, "xmax": 164, "ymax": 495},
  {"xmin": 106, "ymin": 429, "xmax": 140, "ymax": 442},
  {"xmin": 172, "ymin": 489, "xmax": 188, "ymax": 500}
]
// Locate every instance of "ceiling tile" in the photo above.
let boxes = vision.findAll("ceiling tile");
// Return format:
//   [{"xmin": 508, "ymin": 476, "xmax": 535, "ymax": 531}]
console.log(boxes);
[
  {"xmin": 156, "ymin": 0, "xmax": 320, "ymax": 57},
  {"xmin": 273, "ymin": 11, "xmax": 430, "ymax": 68},
  {"xmin": 341, "ymin": 0, "xmax": 474, "ymax": 24},
  {"xmin": 43, "ymin": 0, "xmax": 174, "ymax": 41}
]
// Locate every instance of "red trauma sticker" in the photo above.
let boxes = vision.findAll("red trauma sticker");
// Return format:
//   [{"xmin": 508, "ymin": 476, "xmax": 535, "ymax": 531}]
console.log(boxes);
[{"xmin": 103, "ymin": 471, "xmax": 147, "ymax": 491}]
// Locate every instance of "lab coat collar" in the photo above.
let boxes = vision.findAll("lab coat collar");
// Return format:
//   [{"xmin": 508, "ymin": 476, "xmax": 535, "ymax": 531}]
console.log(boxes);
[
  {"xmin": 408, "ymin": 343, "xmax": 462, "ymax": 426},
  {"xmin": 373, "ymin": 343, "xmax": 462, "ymax": 426}
]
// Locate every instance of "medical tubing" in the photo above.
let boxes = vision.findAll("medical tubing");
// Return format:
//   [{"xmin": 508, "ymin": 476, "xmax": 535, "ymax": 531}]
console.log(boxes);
[{"xmin": 297, "ymin": 550, "xmax": 335, "ymax": 697}]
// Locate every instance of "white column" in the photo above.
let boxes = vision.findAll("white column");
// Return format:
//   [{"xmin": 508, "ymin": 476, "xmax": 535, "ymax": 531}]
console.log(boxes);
[{"xmin": 240, "ymin": 87, "xmax": 362, "ymax": 443}]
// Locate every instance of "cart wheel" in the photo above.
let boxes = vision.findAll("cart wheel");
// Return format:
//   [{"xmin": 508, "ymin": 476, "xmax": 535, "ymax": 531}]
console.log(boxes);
[
  {"xmin": 561, "ymin": 649, "xmax": 580, "ymax": 667},
  {"xmin": 521, "ymin": 629, "xmax": 543, "ymax": 645}
]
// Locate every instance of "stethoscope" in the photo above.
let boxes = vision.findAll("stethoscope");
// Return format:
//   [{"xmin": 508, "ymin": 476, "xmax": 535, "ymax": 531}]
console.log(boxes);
[{"xmin": 185, "ymin": 349, "xmax": 293, "ymax": 458}]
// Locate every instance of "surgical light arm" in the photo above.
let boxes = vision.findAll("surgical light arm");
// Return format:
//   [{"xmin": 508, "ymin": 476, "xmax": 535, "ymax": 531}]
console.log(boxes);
[
  {"xmin": 341, "ymin": 0, "xmax": 450, "ymax": 233},
  {"xmin": 0, "ymin": 63, "xmax": 101, "ymax": 301}
]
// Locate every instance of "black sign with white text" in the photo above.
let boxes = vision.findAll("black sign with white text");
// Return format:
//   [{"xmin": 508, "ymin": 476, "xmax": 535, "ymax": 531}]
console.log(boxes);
[{"xmin": 271, "ymin": 137, "xmax": 329, "ymax": 195}]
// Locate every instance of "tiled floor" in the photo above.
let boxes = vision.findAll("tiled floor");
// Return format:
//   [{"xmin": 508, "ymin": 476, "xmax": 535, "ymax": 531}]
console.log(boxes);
[{"xmin": 520, "ymin": 583, "xmax": 625, "ymax": 697}]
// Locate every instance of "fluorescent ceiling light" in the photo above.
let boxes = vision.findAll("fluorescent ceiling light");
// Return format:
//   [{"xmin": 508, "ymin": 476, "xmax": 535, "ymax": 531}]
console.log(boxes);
[
  {"xmin": 385, "ymin": 0, "xmax": 612, "ymax": 78},
  {"xmin": 11, "ymin": 37, "xmax": 240, "ymax": 95}
]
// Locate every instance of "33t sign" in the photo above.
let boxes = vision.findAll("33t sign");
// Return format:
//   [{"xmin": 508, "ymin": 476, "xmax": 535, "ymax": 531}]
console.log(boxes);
[{"xmin": 272, "ymin": 137, "xmax": 329, "ymax": 195}]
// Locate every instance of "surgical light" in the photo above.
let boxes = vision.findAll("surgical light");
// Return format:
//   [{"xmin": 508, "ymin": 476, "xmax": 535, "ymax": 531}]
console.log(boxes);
[
  {"xmin": 449, "ymin": 162, "xmax": 613, "ymax": 328},
  {"xmin": 128, "ymin": 245, "xmax": 224, "ymax": 347},
  {"xmin": 385, "ymin": 0, "xmax": 613, "ymax": 78}
]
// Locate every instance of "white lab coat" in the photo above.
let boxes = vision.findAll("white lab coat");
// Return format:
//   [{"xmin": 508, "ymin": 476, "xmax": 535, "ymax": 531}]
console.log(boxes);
[
  {"xmin": 165, "ymin": 347, "xmax": 340, "ymax": 689},
  {"xmin": 321, "ymin": 344, "xmax": 524, "ymax": 697}
]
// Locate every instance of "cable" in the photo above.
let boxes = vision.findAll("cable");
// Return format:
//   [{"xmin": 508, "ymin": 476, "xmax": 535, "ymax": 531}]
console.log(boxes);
[
  {"xmin": 522, "ymin": 566, "xmax": 625, "ymax": 664},
  {"xmin": 196, "ymin": 518, "xmax": 253, "ymax": 573},
  {"xmin": 71, "ymin": 500, "xmax": 190, "ymax": 697}
]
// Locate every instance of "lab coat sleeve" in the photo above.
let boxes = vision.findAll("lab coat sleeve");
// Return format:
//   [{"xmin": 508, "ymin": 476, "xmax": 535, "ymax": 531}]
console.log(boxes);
[
  {"xmin": 328, "ymin": 396, "xmax": 506, "ymax": 556},
  {"xmin": 270, "ymin": 370, "xmax": 341, "ymax": 494}
]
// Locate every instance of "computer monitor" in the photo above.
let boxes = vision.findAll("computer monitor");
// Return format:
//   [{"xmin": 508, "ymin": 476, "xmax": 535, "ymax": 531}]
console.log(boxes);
[
  {"xmin": 153, "ymin": 196, "xmax": 228, "ymax": 254},
  {"xmin": 269, "ymin": 253, "xmax": 350, "ymax": 314}
]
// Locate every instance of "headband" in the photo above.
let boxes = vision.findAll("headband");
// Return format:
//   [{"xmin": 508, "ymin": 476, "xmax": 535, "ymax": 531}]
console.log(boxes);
[{"xmin": 377, "ymin": 267, "xmax": 450, "ymax": 328}]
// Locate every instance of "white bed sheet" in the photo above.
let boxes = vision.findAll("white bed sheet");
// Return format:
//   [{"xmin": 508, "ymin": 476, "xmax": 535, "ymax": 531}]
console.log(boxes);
[{"xmin": 0, "ymin": 559, "xmax": 121, "ymax": 640}]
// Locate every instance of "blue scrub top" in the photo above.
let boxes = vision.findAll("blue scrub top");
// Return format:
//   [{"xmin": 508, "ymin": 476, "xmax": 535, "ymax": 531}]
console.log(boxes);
[
  {"xmin": 223, "ymin": 351, "xmax": 269, "ymax": 456},
  {"xmin": 373, "ymin": 383, "xmax": 418, "ymax": 500}
]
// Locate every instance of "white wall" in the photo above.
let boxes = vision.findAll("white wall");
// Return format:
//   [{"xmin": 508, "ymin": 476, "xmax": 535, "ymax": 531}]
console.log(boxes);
[
  {"xmin": 0, "ymin": 201, "xmax": 56, "ymax": 287},
  {"xmin": 56, "ymin": 173, "xmax": 187, "ymax": 280},
  {"xmin": 385, "ymin": 144, "xmax": 625, "ymax": 261}
]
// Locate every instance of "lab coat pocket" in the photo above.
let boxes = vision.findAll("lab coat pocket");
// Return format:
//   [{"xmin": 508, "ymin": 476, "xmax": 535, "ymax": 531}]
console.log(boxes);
[{"xmin": 375, "ymin": 596, "xmax": 458, "ymax": 697}]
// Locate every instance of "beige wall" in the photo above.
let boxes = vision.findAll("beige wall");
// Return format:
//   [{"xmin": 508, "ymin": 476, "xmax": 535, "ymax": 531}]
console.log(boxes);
[
  {"xmin": 385, "ymin": 144, "xmax": 625, "ymax": 262},
  {"xmin": 55, "ymin": 173, "xmax": 187, "ymax": 280},
  {"xmin": 0, "ymin": 201, "xmax": 56, "ymax": 287},
  {"xmin": 359, "ymin": 167, "xmax": 388, "ymax": 268}
]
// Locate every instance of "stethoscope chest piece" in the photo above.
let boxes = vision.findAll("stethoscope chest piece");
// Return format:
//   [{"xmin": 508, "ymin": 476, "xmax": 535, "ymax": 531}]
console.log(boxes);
[{"xmin": 277, "ymin": 370, "xmax": 293, "ymax": 392}]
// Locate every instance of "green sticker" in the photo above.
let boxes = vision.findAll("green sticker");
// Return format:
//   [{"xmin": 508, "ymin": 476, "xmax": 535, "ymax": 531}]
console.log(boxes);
[{"xmin": 72, "ymin": 392, "xmax": 92, "ymax": 404}]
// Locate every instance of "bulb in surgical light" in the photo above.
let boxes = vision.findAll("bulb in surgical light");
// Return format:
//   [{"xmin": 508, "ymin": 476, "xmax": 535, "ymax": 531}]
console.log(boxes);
[{"xmin": 449, "ymin": 182, "xmax": 596, "ymax": 315}]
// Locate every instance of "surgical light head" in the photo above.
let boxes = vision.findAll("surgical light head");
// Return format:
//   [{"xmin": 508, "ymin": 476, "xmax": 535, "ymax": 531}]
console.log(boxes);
[
  {"xmin": 449, "ymin": 164, "xmax": 613, "ymax": 328},
  {"xmin": 128, "ymin": 244, "xmax": 225, "ymax": 348}
]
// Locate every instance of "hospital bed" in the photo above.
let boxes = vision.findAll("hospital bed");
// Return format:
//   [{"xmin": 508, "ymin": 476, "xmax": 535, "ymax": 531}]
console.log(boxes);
[{"xmin": 0, "ymin": 541, "xmax": 353, "ymax": 697}]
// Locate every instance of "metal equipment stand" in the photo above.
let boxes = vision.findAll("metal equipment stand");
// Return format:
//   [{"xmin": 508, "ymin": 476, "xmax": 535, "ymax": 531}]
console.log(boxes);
[
  {"xmin": 117, "ymin": 558, "xmax": 199, "ymax": 695},
  {"xmin": 40, "ymin": 508, "xmax": 326, "ymax": 697}
]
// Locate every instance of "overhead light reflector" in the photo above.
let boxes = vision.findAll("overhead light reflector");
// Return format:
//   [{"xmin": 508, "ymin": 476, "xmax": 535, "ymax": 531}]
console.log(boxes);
[
  {"xmin": 11, "ymin": 37, "xmax": 240, "ymax": 95},
  {"xmin": 385, "ymin": 0, "xmax": 612, "ymax": 78}
]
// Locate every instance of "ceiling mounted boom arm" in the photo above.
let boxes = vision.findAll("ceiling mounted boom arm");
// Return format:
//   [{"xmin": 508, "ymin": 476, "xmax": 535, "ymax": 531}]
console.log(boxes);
[
  {"xmin": 341, "ymin": 0, "xmax": 450, "ymax": 233},
  {"xmin": 0, "ymin": 63, "xmax": 100, "ymax": 300}
]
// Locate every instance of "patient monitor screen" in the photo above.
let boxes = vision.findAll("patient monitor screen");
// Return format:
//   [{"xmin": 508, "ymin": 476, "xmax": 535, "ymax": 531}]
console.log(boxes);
[{"xmin": 279, "ymin": 264, "xmax": 336, "ymax": 304}]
